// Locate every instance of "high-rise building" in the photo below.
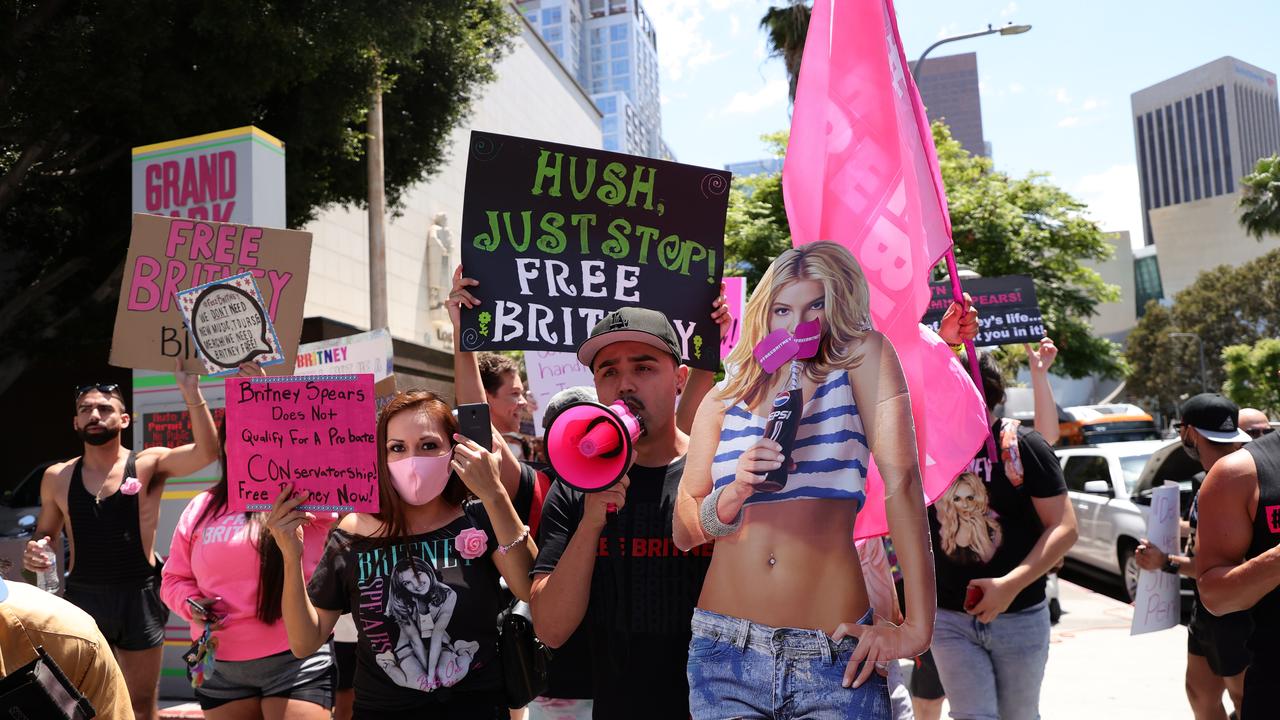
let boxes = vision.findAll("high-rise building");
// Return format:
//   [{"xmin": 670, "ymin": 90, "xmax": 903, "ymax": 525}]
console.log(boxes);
[
  {"xmin": 909, "ymin": 52, "xmax": 987, "ymax": 157},
  {"xmin": 519, "ymin": 0, "xmax": 667, "ymax": 158},
  {"xmin": 1131, "ymin": 56, "xmax": 1280, "ymax": 296},
  {"xmin": 724, "ymin": 158, "xmax": 784, "ymax": 177}
]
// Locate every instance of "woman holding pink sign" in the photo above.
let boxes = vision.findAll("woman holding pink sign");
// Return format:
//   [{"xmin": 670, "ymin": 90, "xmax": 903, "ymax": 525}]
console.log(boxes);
[
  {"xmin": 674, "ymin": 242, "xmax": 977, "ymax": 719},
  {"xmin": 270, "ymin": 390, "xmax": 536, "ymax": 719},
  {"xmin": 162, "ymin": 363, "xmax": 337, "ymax": 720}
]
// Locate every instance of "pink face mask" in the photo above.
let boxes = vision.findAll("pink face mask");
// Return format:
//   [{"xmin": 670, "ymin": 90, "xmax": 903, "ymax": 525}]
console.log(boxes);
[
  {"xmin": 387, "ymin": 454, "xmax": 452, "ymax": 506},
  {"xmin": 752, "ymin": 319, "xmax": 823, "ymax": 373}
]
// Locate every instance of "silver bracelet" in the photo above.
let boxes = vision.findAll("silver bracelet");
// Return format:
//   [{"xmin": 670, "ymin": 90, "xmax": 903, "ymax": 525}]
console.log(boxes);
[
  {"xmin": 497, "ymin": 525, "xmax": 530, "ymax": 556},
  {"xmin": 700, "ymin": 485, "xmax": 743, "ymax": 537}
]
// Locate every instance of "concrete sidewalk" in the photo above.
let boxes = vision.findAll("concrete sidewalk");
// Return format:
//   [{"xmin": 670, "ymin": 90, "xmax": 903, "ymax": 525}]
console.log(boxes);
[{"xmin": 1040, "ymin": 579, "xmax": 1191, "ymax": 719}]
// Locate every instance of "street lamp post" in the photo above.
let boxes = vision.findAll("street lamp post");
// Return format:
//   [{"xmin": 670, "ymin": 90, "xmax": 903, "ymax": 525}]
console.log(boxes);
[
  {"xmin": 1169, "ymin": 332, "xmax": 1208, "ymax": 393},
  {"xmin": 911, "ymin": 23, "xmax": 1032, "ymax": 81}
]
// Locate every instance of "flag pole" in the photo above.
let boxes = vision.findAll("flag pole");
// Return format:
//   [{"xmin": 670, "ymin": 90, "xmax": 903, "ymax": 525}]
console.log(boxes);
[{"xmin": 944, "ymin": 247, "xmax": 998, "ymax": 460}]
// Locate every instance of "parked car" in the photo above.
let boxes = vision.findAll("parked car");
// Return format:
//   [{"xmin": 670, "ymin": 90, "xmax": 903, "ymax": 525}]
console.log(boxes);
[
  {"xmin": 1058, "ymin": 404, "xmax": 1160, "ymax": 446},
  {"xmin": 1056, "ymin": 440, "xmax": 1199, "ymax": 600},
  {"xmin": 0, "ymin": 461, "xmax": 63, "ymax": 587}
]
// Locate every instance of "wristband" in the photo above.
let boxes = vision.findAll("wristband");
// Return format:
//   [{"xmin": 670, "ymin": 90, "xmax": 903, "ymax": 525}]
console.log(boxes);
[
  {"xmin": 699, "ymin": 485, "xmax": 743, "ymax": 537},
  {"xmin": 497, "ymin": 525, "xmax": 530, "ymax": 555},
  {"xmin": 185, "ymin": 400, "xmax": 208, "ymax": 409},
  {"xmin": 1162, "ymin": 557, "xmax": 1181, "ymax": 575}
]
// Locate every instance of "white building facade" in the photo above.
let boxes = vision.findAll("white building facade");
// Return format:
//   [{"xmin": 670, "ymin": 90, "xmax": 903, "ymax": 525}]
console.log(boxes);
[{"xmin": 301, "ymin": 11, "xmax": 603, "ymax": 357}]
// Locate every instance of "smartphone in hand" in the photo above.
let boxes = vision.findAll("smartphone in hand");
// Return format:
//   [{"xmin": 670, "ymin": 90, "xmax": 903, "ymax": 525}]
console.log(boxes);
[
  {"xmin": 963, "ymin": 584, "xmax": 985, "ymax": 612},
  {"xmin": 454, "ymin": 403, "xmax": 493, "ymax": 449}
]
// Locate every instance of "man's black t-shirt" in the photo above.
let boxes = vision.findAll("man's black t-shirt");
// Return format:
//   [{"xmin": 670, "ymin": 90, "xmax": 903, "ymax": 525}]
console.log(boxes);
[
  {"xmin": 929, "ymin": 422, "xmax": 1066, "ymax": 613},
  {"xmin": 532, "ymin": 457, "xmax": 714, "ymax": 719},
  {"xmin": 308, "ymin": 509, "xmax": 505, "ymax": 714}
]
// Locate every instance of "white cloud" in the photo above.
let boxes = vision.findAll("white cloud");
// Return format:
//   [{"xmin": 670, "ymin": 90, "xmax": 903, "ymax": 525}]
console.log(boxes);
[
  {"xmin": 707, "ymin": 0, "xmax": 733, "ymax": 9},
  {"xmin": 1000, "ymin": 2, "xmax": 1019, "ymax": 17},
  {"xmin": 729, "ymin": 14, "xmax": 740, "ymax": 37},
  {"xmin": 1009, "ymin": 82, "xmax": 1025, "ymax": 94},
  {"xmin": 935, "ymin": 23, "xmax": 960, "ymax": 40},
  {"xmin": 1058, "ymin": 116, "xmax": 1081, "ymax": 128},
  {"xmin": 1081, "ymin": 97, "xmax": 1102, "ymax": 111},
  {"xmin": 643, "ymin": 0, "xmax": 718, "ymax": 81},
  {"xmin": 1055, "ymin": 87, "xmax": 1071, "ymax": 104},
  {"xmin": 1073, "ymin": 164, "xmax": 1143, "ymax": 239},
  {"xmin": 723, "ymin": 78, "xmax": 788, "ymax": 115}
]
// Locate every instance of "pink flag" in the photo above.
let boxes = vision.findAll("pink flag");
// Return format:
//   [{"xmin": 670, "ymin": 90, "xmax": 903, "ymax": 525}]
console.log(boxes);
[{"xmin": 783, "ymin": 0, "xmax": 989, "ymax": 539}]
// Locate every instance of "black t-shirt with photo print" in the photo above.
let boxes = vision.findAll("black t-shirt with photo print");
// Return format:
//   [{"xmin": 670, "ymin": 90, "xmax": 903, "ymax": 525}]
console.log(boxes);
[
  {"xmin": 532, "ymin": 457, "xmax": 714, "ymax": 719},
  {"xmin": 928, "ymin": 422, "xmax": 1066, "ymax": 614},
  {"xmin": 307, "ymin": 509, "xmax": 505, "ymax": 714}
]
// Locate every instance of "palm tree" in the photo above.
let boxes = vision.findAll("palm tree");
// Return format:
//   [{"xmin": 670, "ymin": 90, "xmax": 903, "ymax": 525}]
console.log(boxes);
[
  {"xmin": 1239, "ymin": 154, "xmax": 1280, "ymax": 240},
  {"xmin": 759, "ymin": 2, "xmax": 812, "ymax": 104}
]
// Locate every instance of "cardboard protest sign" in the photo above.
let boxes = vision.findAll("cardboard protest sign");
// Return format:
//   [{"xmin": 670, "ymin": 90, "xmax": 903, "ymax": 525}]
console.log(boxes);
[
  {"xmin": 175, "ymin": 272, "xmax": 285, "ymax": 376},
  {"xmin": 720, "ymin": 276, "xmax": 746, "ymax": 361},
  {"xmin": 1131, "ymin": 481, "xmax": 1181, "ymax": 635},
  {"xmin": 295, "ymin": 329, "xmax": 398, "ymax": 405},
  {"xmin": 224, "ymin": 375, "xmax": 378, "ymax": 513},
  {"xmin": 111, "ymin": 213, "xmax": 312, "ymax": 374},
  {"xmin": 921, "ymin": 275, "xmax": 1044, "ymax": 347},
  {"xmin": 458, "ymin": 131, "xmax": 730, "ymax": 370},
  {"xmin": 526, "ymin": 350, "xmax": 597, "ymax": 429}
]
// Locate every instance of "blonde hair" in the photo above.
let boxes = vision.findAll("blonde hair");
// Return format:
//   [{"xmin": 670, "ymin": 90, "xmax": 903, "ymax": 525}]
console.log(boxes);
[
  {"xmin": 938, "ymin": 472, "xmax": 1002, "ymax": 563},
  {"xmin": 720, "ymin": 241, "xmax": 872, "ymax": 410}
]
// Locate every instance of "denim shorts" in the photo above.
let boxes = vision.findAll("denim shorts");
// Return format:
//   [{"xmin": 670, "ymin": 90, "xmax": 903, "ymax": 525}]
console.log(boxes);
[{"xmin": 687, "ymin": 608, "xmax": 890, "ymax": 720}]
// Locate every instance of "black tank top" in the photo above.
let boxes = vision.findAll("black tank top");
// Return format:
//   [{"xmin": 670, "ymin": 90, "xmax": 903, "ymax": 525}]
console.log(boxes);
[
  {"xmin": 66, "ymin": 453, "xmax": 156, "ymax": 585},
  {"xmin": 1245, "ymin": 431, "xmax": 1280, "ymax": 661}
]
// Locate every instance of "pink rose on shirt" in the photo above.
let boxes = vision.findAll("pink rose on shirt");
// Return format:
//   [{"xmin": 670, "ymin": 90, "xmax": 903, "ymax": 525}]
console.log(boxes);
[
  {"xmin": 454, "ymin": 528, "xmax": 488, "ymax": 560},
  {"xmin": 120, "ymin": 477, "xmax": 143, "ymax": 495}
]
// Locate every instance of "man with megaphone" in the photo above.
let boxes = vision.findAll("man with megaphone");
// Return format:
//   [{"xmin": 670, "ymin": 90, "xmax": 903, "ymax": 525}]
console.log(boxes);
[{"xmin": 527, "ymin": 305, "xmax": 725, "ymax": 720}]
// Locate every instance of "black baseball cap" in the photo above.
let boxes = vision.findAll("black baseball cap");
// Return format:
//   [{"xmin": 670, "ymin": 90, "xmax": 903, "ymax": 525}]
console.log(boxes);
[
  {"xmin": 576, "ymin": 308, "xmax": 682, "ymax": 369},
  {"xmin": 1179, "ymin": 393, "xmax": 1252, "ymax": 443}
]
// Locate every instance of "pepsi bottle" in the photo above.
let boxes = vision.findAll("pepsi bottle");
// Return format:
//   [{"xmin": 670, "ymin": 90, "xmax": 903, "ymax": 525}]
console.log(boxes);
[{"xmin": 758, "ymin": 363, "xmax": 803, "ymax": 493}]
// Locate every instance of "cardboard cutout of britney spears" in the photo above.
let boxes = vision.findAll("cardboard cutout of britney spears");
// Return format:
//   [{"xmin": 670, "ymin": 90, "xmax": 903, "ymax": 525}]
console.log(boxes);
[{"xmin": 675, "ymin": 241, "xmax": 937, "ymax": 719}]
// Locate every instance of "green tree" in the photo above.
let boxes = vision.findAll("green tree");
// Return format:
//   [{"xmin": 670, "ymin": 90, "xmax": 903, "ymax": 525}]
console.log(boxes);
[
  {"xmin": 1222, "ymin": 339, "xmax": 1280, "ymax": 416},
  {"xmin": 723, "ymin": 125, "xmax": 1125, "ymax": 378},
  {"xmin": 759, "ymin": 2, "xmax": 812, "ymax": 103},
  {"xmin": 0, "ymin": 1, "xmax": 516, "ymax": 396},
  {"xmin": 1239, "ymin": 154, "xmax": 1280, "ymax": 240},
  {"xmin": 933, "ymin": 123, "xmax": 1124, "ymax": 379},
  {"xmin": 723, "ymin": 133, "xmax": 791, "ymax": 290},
  {"xmin": 1126, "ymin": 249, "xmax": 1280, "ymax": 415}
]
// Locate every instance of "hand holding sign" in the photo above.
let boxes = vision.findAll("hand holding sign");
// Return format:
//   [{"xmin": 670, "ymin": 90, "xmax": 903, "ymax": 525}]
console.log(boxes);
[
  {"xmin": 176, "ymin": 272, "xmax": 285, "ymax": 376},
  {"xmin": 1025, "ymin": 337, "xmax": 1058, "ymax": 375}
]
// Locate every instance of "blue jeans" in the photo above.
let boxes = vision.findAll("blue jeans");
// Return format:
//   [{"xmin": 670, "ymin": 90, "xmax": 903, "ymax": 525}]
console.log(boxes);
[
  {"xmin": 686, "ymin": 608, "xmax": 890, "ymax": 720},
  {"xmin": 929, "ymin": 600, "xmax": 1050, "ymax": 720}
]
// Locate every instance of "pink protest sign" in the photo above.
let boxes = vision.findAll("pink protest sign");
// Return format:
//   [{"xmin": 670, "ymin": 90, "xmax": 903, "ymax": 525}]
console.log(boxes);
[
  {"xmin": 225, "ymin": 374, "xmax": 379, "ymax": 513},
  {"xmin": 720, "ymin": 276, "xmax": 746, "ymax": 361}
]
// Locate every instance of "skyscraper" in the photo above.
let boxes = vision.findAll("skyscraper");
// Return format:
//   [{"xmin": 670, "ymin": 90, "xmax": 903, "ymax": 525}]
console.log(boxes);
[
  {"xmin": 1131, "ymin": 56, "xmax": 1280, "ymax": 296},
  {"xmin": 519, "ymin": 0, "xmax": 667, "ymax": 159},
  {"xmin": 909, "ymin": 52, "xmax": 987, "ymax": 157}
]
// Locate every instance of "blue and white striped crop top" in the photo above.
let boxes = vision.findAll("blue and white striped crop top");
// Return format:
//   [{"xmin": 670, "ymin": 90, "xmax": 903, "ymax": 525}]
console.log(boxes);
[{"xmin": 711, "ymin": 371, "xmax": 869, "ymax": 507}]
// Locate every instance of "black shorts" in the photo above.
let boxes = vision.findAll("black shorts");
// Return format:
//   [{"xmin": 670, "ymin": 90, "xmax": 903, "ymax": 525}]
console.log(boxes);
[
  {"xmin": 65, "ymin": 576, "xmax": 169, "ymax": 651},
  {"xmin": 907, "ymin": 648, "xmax": 945, "ymax": 700},
  {"xmin": 1187, "ymin": 602, "xmax": 1253, "ymax": 677},
  {"xmin": 334, "ymin": 641, "xmax": 357, "ymax": 691}
]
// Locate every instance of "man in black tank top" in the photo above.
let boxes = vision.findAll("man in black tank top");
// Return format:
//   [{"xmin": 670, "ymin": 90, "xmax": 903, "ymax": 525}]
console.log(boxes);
[
  {"xmin": 21, "ymin": 364, "xmax": 218, "ymax": 720},
  {"xmin": 1195, "ymin": 398, "xmax": 1280, "ymax": 720}
]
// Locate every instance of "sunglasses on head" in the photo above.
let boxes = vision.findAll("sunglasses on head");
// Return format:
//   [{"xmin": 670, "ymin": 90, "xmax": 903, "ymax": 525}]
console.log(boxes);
[
  {"xmin": 1246, "ymin": 427, "xmax": 1275, "ymax": 439},
  {"xmin": 75, "ymin": 383, "xmax": 120, "ymax": 401}
]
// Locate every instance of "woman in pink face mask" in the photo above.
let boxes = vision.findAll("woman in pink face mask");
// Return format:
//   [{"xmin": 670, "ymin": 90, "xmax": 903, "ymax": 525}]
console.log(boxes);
[{"xmin": 269, "ymin": 390, "xmax": 536, "ymax": 718}]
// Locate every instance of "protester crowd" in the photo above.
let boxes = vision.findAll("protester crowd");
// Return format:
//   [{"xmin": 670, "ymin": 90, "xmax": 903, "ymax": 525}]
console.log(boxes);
[{"xmin": 4, "ymin": 249, "xmax": 1278, "ymax": 720}]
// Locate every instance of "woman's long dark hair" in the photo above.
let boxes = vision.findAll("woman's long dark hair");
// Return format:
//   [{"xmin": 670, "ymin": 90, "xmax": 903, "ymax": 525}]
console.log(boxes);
[
  {"xmin": 194, "ymin": 418, "xmax": 285, "ymax": 624},
  {"xmin": 371, "ymin": 390, "xmax": 467, "ymax": 539}
]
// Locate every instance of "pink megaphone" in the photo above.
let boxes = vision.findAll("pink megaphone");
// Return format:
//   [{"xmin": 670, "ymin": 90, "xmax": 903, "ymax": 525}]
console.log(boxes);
[{"xmin": 545, "ymin": 399, "xmax": 645, "ymax": 493}]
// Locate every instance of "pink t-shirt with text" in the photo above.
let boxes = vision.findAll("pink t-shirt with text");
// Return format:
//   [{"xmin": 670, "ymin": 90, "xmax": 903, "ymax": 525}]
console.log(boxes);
[{"xmin": 161, "ymin": 491, "xmax": 333, "ymax": 661}]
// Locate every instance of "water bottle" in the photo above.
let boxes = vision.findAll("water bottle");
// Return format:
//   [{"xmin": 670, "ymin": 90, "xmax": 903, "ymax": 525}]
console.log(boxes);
[{"xmin": 34, "ymin": 539, "xmax": 59, "ymax": 594}]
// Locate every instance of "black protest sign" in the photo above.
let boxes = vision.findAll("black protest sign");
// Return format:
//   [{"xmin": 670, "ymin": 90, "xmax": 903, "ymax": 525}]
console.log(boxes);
[
  {"xmin": 922, "ymin": 275, "xmax": 1044, "ymax": 346},
  {"xmin": 458, "ymin": 131, "xmax": 730, "ymax": 370}
]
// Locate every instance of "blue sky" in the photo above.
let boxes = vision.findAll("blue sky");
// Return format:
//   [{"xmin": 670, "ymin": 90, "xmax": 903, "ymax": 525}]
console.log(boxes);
[{"xmin": 647, "ymin": 0, "xmax": 1279, "ymax": 248}]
